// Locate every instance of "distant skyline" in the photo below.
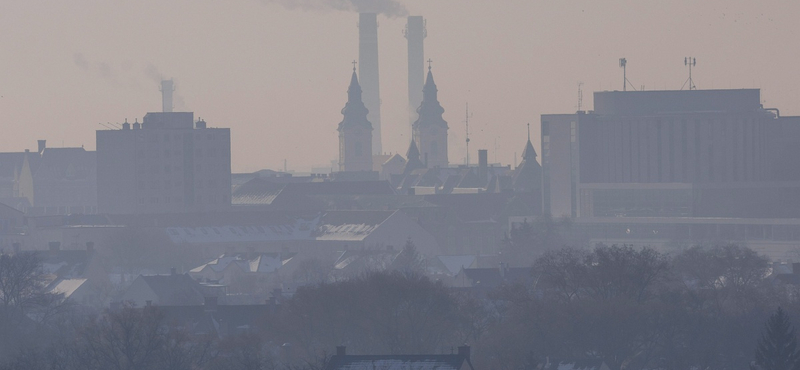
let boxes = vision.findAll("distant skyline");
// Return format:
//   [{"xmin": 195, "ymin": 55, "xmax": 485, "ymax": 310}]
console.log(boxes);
[{"xmin": 2, "ymin": 0, "xmax": 799, "ymax": 172}]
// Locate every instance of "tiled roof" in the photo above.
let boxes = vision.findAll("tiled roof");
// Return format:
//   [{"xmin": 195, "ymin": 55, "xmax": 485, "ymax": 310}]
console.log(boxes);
[
  {"xmin": 325, "ymin": 354, "xmax": 471, "ymax": 370},
  {"xmin": 138, "ymin": 273, "xmax": 205, "ymax": 305}
]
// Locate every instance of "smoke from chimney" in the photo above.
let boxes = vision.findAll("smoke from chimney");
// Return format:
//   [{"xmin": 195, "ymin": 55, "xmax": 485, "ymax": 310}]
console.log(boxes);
[
  {"xmin": 260, "ymin": 0, "xmax": 408, "ymax": 17},
  {"xmin": 161, "ymin": 79, "xmax": 174, "ymax": 113}
]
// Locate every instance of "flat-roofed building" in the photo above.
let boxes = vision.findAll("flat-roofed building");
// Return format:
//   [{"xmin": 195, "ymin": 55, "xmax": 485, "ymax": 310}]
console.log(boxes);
[
  {"xmin": 542, "ymin": 89, "xmax": 798, "ymax": 218},
  {"xmin": 96, "ymin": 112, "xmax": 231, "ymax": 214}
]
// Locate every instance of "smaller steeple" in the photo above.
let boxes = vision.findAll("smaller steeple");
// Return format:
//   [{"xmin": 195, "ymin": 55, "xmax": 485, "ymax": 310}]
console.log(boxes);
[
  {"xmin": 403, "ymin": 140, "xmax": 425, "ymax": 174},
  {"xmin": 521, "ymin": 123, "xmax": 537, "ymax": 161}
]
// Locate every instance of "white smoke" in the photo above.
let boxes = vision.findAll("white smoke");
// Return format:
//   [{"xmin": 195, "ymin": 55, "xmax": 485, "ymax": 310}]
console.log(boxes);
[{"xmin": 261, "ymin": 0, "xmax": 408, "ymax": 18}]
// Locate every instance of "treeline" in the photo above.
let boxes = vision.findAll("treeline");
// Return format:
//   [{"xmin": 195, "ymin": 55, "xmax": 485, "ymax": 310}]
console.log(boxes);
[{"xmin": 1, "ymin": 244, "xmax": 799, "ymax": 370}]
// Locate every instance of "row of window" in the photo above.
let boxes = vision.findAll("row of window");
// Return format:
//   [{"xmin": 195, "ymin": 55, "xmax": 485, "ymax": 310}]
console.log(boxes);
[
  {"xmin": 137, "ymin": 162, "xmax": 230, "ymax": 175},
  {"xmin": 138, "ymin": 194, "xmax": 230, "ymax": 205},
  {"xmin": 140, "ymin": 132, "xmax": 227, "ymax": 143},
  {"xmin": 137, "ymin": 179, "xmax": 228, "ymax": 190},
  {"xmin": 138, "ymin": 147, "xmax": 231, "ymax": 159}
]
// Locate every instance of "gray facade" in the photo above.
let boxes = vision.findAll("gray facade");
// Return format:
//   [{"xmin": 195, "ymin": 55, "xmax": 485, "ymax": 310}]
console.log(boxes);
[
  {"xmin": 542, "ymin": 89, "xmax": 798, "ymax": 218},
  {"xmin": 97, "ymin": 112, "xmax": 231, "ymax": 214}
]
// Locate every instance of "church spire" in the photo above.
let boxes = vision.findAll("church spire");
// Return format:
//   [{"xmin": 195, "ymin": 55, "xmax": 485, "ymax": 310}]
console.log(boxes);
[
  {"xmin": 412, "ymin": 61, "xmax": 448, "ymax": 168},
  {"xmin": 403, "ymin": 140, "xmax": 425, "ymax": 174},
  {"xmin": 340, "ymin": 63, "xmax": 369, "ymax": 124},
  {"xmin": 338, "ymin": 64, "xmax": 373, "ymax": 172},
  {"xmin": 522, "ymin": 123, "xmax": 537, "ymax": 161}
]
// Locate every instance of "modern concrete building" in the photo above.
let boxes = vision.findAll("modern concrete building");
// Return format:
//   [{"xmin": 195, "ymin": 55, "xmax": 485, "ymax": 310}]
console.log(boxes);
[
  {"xmin": 541, "ymin": 88, "xmax": 800, "ymax": 259},
  {"xmin": 542, "ymin": 89, "xmax": 796, "ymax": 218},
  {"xmin": 96, "ymin": 112, "xmax": 231, "ymax": 214}
]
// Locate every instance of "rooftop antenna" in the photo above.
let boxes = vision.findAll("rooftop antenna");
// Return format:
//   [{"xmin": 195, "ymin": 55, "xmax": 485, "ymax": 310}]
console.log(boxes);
[
  {"xmin": 681, "ymin": 57, "xmax": 697, "ymax": 90},
  {"xmin": 494, "ymin": 136, "xmax": 499, "ymax": 164},
  {"xmin": 577, "ymin": 82, "xmax": 584, "ymax": 111},
  {"xmin": 619, "ymin": 58, "xmax": 637, "ymax": 91},
  {"xmin": 464, "ymin": 103, "xmax": 473, "ymax": 166},
  {"xmin": 619, "ymin": 58, "xmax": 627, "ymax": 91}
]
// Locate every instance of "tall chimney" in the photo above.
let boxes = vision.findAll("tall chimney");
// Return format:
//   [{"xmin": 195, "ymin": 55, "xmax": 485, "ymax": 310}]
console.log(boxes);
[
  {"xmin": 359, "ymin": 13, "xmax": 381, "ymax": 155},
  {"xmin": 405, "ymin": 16, "xmax": 425, "ymax": 131},
  {"xmin": 160, "ymin": 79, "xmax": 174, "ymax": 113},
  {"xmin": 37, "ymin": 140, "xmax": 46, "ymax": 154}
]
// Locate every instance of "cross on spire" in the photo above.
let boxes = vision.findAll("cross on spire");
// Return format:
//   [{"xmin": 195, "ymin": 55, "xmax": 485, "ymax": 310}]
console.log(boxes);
[
  {"xmin": 527, "ymin": 123, "xmax": 530, "ymax": 140},
  {"xmin": 427, "ymin": 58, "xmax": 433, "ymax": 71},
  {"xmin": 352, "ymin": 60, "xmax": 357, "ymax": 72}
]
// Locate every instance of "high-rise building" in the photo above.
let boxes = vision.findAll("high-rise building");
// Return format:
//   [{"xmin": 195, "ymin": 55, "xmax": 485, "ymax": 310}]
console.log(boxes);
[
  {"xmin": 96, "ymin": 112, "xmax": 231, "ymax": 214},
  {"xmin": 412, "ymin": 66, "xmax": 448, "ymax": 168},
  {"xmin": 541, "ymin": 88, "xmax": 798, "ymax": 218}
]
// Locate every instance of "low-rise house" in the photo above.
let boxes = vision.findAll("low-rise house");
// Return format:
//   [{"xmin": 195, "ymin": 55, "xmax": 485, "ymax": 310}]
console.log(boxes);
[
  {"xmin": 119, "ymin": 271, "xmax": 206, "ymax": 307},
  {"xmin": 323, "ymin": 346, "xmax": 474, "ymax": 370},
  {"xmin": 453, "ymin": 263, "xmax": 534, "ymax": 289},
  {"xmin": 537, "ymin": 358, "xmax": 609, "ymax": 370},
  {"xmin": 39, "ymin": 245, "xmax": 111, "ymax": 306},
  {"xmin": 189, "ymin": 252, "xmax": 294, "ymax": 295}
]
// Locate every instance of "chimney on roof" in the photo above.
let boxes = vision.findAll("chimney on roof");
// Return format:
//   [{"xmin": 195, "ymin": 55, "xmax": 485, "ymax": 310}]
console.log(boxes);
[
  {"xmin": 336, "ymin": 346, "xmax": 346, "ymax": 356},
  {"xmin": 170, "ymin": 267, "xmax": 177, "ymax": 275},
  {"xmin": 457, "ymin": 345, "xmax": 470, "ymax": 359},
  {"xmin": 133, "ymin": 119, "xmax": 141, "ymax": 130},
  {"xmin": 478, "ymin": 149, "xmax": 488, "ymax": 179},
  {"xmin": 37, "ymin": 140, "xmax": 46, "ymax": 154}
]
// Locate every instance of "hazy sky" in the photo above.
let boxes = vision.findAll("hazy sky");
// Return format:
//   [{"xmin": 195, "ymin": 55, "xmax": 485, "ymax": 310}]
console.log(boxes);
[{"xmin": 2, "ymin": 0, "xmax": 799, "ymax": 172}]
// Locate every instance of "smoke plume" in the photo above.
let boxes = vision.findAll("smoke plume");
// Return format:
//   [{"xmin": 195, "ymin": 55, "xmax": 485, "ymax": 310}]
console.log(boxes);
[{"xmin": 261, "ymin": 0, "xmax": 408, "ymax": 18}]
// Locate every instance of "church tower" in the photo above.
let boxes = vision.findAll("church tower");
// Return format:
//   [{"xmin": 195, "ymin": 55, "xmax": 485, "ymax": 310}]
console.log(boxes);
[
  {"xmin": 512, "ymin": 124, "xmax": 543, "ymax": 194},
  {"xmin": 338, "ymin": 65, "xmax": 373, "ymax": 172},
  {"xmin": 412, "ymin": 63, "xmax": 448, "ymax": 168}
]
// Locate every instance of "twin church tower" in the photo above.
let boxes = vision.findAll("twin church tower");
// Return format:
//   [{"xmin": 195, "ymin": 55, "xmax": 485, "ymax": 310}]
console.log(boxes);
[{"xmin": 338, "ymin": 64, "xmax": 448, "ymax": 172}]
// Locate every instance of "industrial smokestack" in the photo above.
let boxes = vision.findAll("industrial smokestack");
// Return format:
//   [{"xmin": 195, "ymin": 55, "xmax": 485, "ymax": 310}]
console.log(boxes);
[
  {"xmin": 405, "ymin": 16, "xmax": 425, "ymax": 131},
  {"xmin": 160, "ymin": 79, "xmax": 174, "ymax": 113},
  {"xmin": 359, "ymin": 13, "xmax": 381, "ymax": 155}
]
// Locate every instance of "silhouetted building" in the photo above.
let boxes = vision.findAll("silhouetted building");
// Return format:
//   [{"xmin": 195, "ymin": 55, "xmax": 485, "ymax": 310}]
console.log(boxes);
[
  {"xmin": 412, "ymin": 66, "xmax": 449, "ymax": 168},
  {"xmin": 324, "ymin": 346, "xmax": 474, "ymax": 370},
  {"xmin": 542, "ymin": 89, "xmax": 796, "ymax": 218},
  {"xmin": 541, "ymin": 88, "xmax": 800, "ymax": 260},
  {"xmin": 96, "ymin": 112, "xmax": 231, "ymax": 214},
  {"xmin": 338, "ymin": 68, "xmax": 374, "ymax": 173}
]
